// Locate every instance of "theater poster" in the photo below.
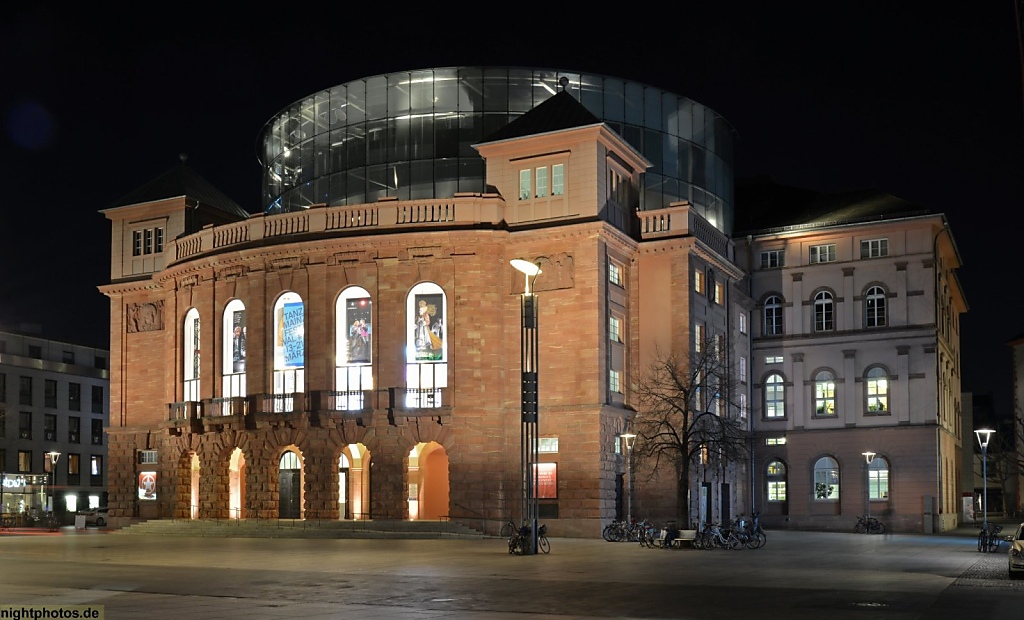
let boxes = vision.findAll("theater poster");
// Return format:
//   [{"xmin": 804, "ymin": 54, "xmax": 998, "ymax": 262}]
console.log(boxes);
[
  {"xmin": 413, "ymin": 293, "xmax": 444, "ymax": 361},
  {"xmin": 282, "ymin": 301, "xmax": 304, "ymax": 367},
  {"xmin": 534, "ymin": 463, "xmax": 557, "ymax": 499},
  {"xmin": 345, "ymin": 297, "xmax": 372, "ymax": 364}
]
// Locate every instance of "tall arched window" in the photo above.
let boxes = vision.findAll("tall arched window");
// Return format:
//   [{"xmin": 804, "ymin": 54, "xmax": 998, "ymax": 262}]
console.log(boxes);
[
  {"xmin": 273, "ymin": 292, "xmax": 305, "ymax": 407},
  {"xmin": 813, "ymin": 456, "xmax": 840, "ymax": 500},
  {"xmin": 865, "ymin": 285, "xmax": 887, "ymax": 328},
  {"xmin": 406, "ymin": 282, "xmax": 447, "ymax": 407},
  {"xmin": 866, "ymin": 366, "xmax": 889, "ymax": 413},
  {"xmin": 813, "ymin": 291, "xmax": 834, "ymax": 332},
  {"xmin": 814, "ymin": 370, "xmax": 836, "ymax": 416},
  {"xmin": 335, "ymin": 286, "xmax": 373, "ymax": 410},
  {"xmin": 222, "ymin": 299, "xmax": 246, "ymax": 399},
  {"xmin": 183, "ymin": 308, "xmax": 200, "ymax": 402},
  {"xmin": 764, "ymin": 373, "xmax": 785, "ymax": 419},
  {"xmin": 763, "ymin": 295, "xmax": 783, "ymax": 336},
  {"xmin": 766, "ymin": 460, "xmax": 787, "ymax": 501},
  {"xmin": 867, "ymin": 455, "xmax": 889, "ymax": 500}
]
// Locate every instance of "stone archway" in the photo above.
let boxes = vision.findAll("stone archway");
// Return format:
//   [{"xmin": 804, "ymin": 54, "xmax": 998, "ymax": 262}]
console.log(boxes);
[
  {"xmin": 409, "ymin": 442, "xmax": 449, "ymax": 521},
  {"xmin": 229, "ymin": 448, "xmax": 246, "ymax": 519},
  {"xmin": 278, "ymin": 449, "xmax": 303, "ymax": 519}
]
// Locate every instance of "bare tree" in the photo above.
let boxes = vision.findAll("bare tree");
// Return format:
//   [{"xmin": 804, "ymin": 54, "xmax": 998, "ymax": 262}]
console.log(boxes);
[{"xmin": 628, "ymin": 338, "xmax": 748, "ymax": 527}]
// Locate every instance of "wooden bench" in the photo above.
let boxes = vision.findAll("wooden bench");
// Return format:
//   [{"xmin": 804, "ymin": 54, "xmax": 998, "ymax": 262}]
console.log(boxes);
[{"xmin": 658, "ymin": 528, "xmax": 698, "ymax": 548}]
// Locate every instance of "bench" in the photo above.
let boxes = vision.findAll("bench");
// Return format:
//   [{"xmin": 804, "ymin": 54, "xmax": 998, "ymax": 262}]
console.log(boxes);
[{"xmin": 658, "ymin": 528, "xmax": 698, "ymax": 548}]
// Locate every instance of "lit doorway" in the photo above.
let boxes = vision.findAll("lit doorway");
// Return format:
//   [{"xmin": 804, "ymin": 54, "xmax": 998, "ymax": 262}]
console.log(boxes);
[
  {"xmin": 408, "ymin": 442, "xmax": 449, "ymax": 521},
  {"xmin": 338, "ymin": 453, "xmax": 350, "ymax": 520},
  {"xmin": 190, "ymin": 453, "xmax": 200, "ymax": 520},
  {"xmin": 229, "ymin": 448, "xmax": 246, "ymax": 519}
]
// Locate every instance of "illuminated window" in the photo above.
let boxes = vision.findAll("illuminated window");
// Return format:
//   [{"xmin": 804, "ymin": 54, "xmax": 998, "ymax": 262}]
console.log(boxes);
[
  {"xmin": 868, "ymin": 456, "xmax": 890, "ymax": 500},
  {"xmin": 865, "ymin": 286, "xmax": 887, "ymax": 328},
  {"xmin": 866, "ymin": 367, "xmax": 889, "ymax": 413},
  {"xmin": 814, "ymin": 371, "xmax": 836, "ymax": 416},
  {"xmin": 765, "ymin": 355, "xmax": 783, "ymax": 364},
  {"xmin": 18, "ymin": 450, "xmax": 31, "ymax": 472},
  {"xmin": 221, "ymin": 299, "xmax": 247, "ymax": 400},
  {"xmin": 538, "ymin": 437, "xmax": 559, "ymax": 453},
  {"xmin": 694, "ymin": 324, "xmax": 704, "ymax": 352},
  {"xmin": 813, "ymin": 456, "xmax": 840, "ymax": 500},
  {"xmin": 90, "ymin": 455, "xmax": 103, "ymax": 485},
  {"xmin": 767, "ymin": 460, "xmax": 787, "ymax": 501},
  {"xmin": 763, "ymin": 295, "xmax": 783, "ymax": 336},
  {"xmin": 760, "ymin": 250, "xmax": 784, "ymax": 269},
  {"xmin": 694, "ymin": 269, "xmax": 703, "ymax": 294},
  {"xmin": 552, "ymin": 164, "xmax": 564, "ymax": 195},
  {"xmin": 813, "ymin": 291, "xmax": 834, "ymax": 332},
  {"xmin": 764, "ymin": 437, "xmax": 787, "ymax": 446},
  {"xmin": 809, "ymin": 244, "xmax": 836, "ymax": 264},
  {"xmin": 861, "ymin": 238, "xmax": 889, "ymax": 258},
  {"xmin": 406, "ymin": 282, "xmax": 447, "ymax": 407},
  {"xmin": 714, "ymin": 282, "xmax": 724, "ymax": 305},
  {"xmin": 739, "ymin": 312, "xmax": 747, "ymax": 334},
  {"xmin": 183, "ymin": 308, "xmax": 201, "ymax": 402},
  {"xmin": 335, "ymin": 286, "xmax": 374, "ymax": 410},
  {"xmin": 273, "ymin": 292, "xmax": 305, "ymax": 403},
  {"xmin": 739, "ymin": 357, "xmax": 747, "ymax": 383},
  {"xmin": 764, "ymin": 373, "xmax": 785, "ymax": 419}
]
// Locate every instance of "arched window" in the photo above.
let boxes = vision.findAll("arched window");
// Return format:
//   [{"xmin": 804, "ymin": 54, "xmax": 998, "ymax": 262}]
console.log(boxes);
[
  {"xmin": 867, "ymin": 455, "xmax": 889, "ymax": 500},
  {"xmin": 406, "ymin": 282, "xmax": 447, "ymax": 407},
  {"xmin": 814, "ymin": 370, "xmax": 836, "ymax": 416},
  {"xmin": 813, "ymin": 456, "xmax": 840, "ymax": 500},
  {"xmin": 865, "ymin": 285, "xmax": 887, "ymax": 328},
  {"xmin": 222, "ymin": 299, "xmax": 246, "ymax": 399},
  {"xmin": 866, "ymin": 366, "xmax": 889, "ymax": 413},
  {"xmin": 813, "ymin": 291, "xmax": 834, "ymax": 332},
  {"xmin": 273, "ymin": 292, "xmax": 305, "ymax": 406},
  {"xmin": 335, "ymin": 286, "xmax": 373, "ymax": 410},
  {"xmin": 183, "ymin": 308, "xmax": 200, "ymax": 402},
  {"xmin": 763, "ymin": 295, "xmax": 783, "ymax": 336},
  {"xmin": 766, "ymin": 460, "xmax": 787, "ymax": 501},
  {"xmin": 764, "ymin": 373, "xmax": 785, "ymax": 419}
]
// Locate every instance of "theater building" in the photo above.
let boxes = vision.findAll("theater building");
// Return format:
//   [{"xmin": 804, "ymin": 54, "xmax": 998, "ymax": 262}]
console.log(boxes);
[{"xmin": 99, "ymin": 67, "xmax": 963, "ymax": 535}]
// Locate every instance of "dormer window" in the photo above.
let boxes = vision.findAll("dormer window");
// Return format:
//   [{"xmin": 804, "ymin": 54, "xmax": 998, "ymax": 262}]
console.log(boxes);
[
  {"xmin": 133, "ymin": 226, "xmax": 165, "ymax": 256},
  {"xmin": 519, "ymin": 164, "xmax": 565, "ymax": 200}
]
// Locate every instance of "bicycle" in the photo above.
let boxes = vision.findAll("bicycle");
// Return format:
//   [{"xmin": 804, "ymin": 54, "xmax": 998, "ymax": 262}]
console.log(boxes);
[
  {"xmin": 854, "ymin": 515, "xmax": 885, "ymax": 534},
  {"xmin": 978, "ymin": 523, "xmax": 1003, "ymax": 553},
  {"xmin": 509, "ymin": 524, "xmax": 549, "ymax": 554},
  {"xmin": 500, "ymin": 520, "xmax": 516, "ymax": 539}
]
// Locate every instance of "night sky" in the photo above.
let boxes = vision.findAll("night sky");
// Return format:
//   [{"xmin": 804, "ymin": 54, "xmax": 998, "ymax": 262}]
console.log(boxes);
[{"xmin": 2, "ymin": 5, "xmax": 1022, "ymax": 413}]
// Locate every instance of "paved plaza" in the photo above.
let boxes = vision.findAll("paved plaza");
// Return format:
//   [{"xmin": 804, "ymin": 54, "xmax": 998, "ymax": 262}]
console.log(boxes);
[{"xmin": 0, "ymin": 523, "xmax": 1021, "ymax": 619}]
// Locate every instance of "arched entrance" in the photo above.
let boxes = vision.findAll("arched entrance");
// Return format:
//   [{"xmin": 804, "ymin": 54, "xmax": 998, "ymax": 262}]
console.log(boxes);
[
  {"xmin": 279, "ymin": 450, "xmax": 302, "ymax": 519},
  {"xmin": 343, "ymin": 444, "xmax": 370, "ymax": 520},
  {"xmin": 190, "ymin": 453, "xmax": 200, "ymax": 520},
  {"xmin": 408, "ymin": 442, "xmax": 449, "ymax": 521},
  {"xmin": 338, "ymin": 453, "xmax": 350, "ymax": 520},
  {"xmin": 229, "ymin": 448, "xmax": 246, "ymax": 519}
]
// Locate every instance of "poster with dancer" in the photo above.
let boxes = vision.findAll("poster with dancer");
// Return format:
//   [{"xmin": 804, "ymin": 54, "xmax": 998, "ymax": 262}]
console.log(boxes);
[
  {"xmin": 413, "ymin": 294, "xmax": 444, "ymax": 361},
  {"xmin": 231, "ymin": 309, "xmax": 246, "ymax": 372},
  {"xmin": 345, "ymin": 297, "xmax": 372, "ymax": 364}
]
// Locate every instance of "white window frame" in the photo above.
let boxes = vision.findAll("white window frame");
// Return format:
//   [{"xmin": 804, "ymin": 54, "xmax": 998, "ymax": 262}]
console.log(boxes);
[
  {"xmin": 760, "ymin": 250, "xmax": 784, "ymax": 269},
  {"xmin": 763, "ymin": 295, "xmax": 783, "ymax": 336},
  {"xmin": 608, "ymin": 261, "xmax": 623, "ymax": 287},
  {"xmin": 764, "ymin": 373, "xmax": 785, "ymax": 419},
  {"xmin": 739, "ymin": 356, "xmax": 747, "ymax": 383},
  {"xmin": 609, "ymin": 315, "xmax": 622, "ymax": 343},
  {"xmin": 694, "ymin": 269, "xmax": 703, "ymax": 294},
  {"xmin": 814, "ymin": 371, "xmax": 836, "ymax": 416},
  {"xmin": 809, "ymin": 243, "xmax": 836, "ymax": 264},
  {"xmin": 861, "ymin": 238, "xmax": 889, "ymax": 258},
  {"xmin": 813, "ymin": 291, "xmax": 834, "ymax": 332},
  {"xmin": 865, "ymin": 286, "xmax": 887, "ymax": 328},
  {"xmin": 609, "ymin": 370, "xmax": 622, "ymax": 393},
  {"xmin": 535, "ymin": 166, "xmax": 548, "ymax": 197},
  {"xmin": 739, "ymin": 312, "xmax": 747, "ymax": 334},
  {"xmin": 519, "ymin": 169, "xmax": 531, "ymax": 201}
]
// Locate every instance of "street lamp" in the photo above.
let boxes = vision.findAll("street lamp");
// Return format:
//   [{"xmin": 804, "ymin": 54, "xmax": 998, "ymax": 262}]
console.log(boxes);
[
  {"xmin": 511, "ymin": 258, "xmax": 541, "ymax": 555},
  {"xmin": 975, "ymin": 429, "xmax": 995, "ymax": 533},
  {"xmin": 45, "ymin": 451, "xmax": 61, "ymax": 514},
  {"xmin": 620, "ymin": 430, "xmax": 636, "ymax": 524},
  {"xmin": 862, "ymin": 451, "xmax": 876, "ymax": 521}
]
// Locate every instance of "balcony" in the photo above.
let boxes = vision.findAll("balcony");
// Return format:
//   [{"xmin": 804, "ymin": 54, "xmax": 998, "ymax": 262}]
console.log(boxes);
[
  {"xmin": 387, "ymin": 387, "xmax": 452, "ymax": 425},
  {"xmin": 309, "ymin": 390, "xmax": 375, "ymax": 427},
  {"xmin": 170, "ymin": 194, "xmax": 504, "ymax": 265},
  {"xmin": 164, "ymin": 401, "xmax": 203, "ymax": 435},
  {"xmin": 638, "ymin": 201, "xmax": 734, "ymax": 261}
]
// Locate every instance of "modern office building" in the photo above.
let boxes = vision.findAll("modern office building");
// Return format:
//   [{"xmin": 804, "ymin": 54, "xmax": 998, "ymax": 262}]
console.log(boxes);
[
  {"xmin": 0, "ymin": 327, "xmax": 110, "ymax": 521},
  {"xmin": 99, "ymin": 67, "xmax": 965, "ymax": 535}
]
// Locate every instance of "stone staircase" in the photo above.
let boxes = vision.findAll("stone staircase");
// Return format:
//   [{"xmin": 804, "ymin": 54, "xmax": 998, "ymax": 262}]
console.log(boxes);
[{"xmin": 114, "ymin": 518, "xmax": 487, "ymax": 540}]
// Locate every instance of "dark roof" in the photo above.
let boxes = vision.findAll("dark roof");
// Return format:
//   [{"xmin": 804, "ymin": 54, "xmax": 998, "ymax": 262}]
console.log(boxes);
[
  {"xmin": 481, "ymin": 90, "xmax": 601, "ymax": 143},
  {"xmin": 108, "ymin": 164, "xmax": 249, "ymax": 218},
  {"xmin": 734, "ymin": 176, "xmax": 932, "ymax": 235}
]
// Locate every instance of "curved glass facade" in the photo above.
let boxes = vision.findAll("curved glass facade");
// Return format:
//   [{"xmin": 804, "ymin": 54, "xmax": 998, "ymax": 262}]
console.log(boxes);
[{"xmin": 259, "ymin": 67, "xmax": 737, "ymax": 234}]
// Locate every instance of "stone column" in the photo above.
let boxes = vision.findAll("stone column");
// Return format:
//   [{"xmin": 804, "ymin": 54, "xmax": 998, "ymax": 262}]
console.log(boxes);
[{"xmin": 843, "ymin": 350, "xmax": 857, "ymax": 427}]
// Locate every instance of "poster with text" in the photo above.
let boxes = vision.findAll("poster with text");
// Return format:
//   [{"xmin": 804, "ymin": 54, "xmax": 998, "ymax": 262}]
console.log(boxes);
[{"xmin": 282, "ymin": 301, "xmax": 304, "ymax": 367}]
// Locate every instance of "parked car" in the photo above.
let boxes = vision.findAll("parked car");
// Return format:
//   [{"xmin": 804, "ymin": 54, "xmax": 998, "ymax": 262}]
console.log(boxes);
[
  {"xmin": 78, "ymin": 507, "xmax": 108, "ymax": 527},
  {"xmin": 1009, "ymin": 522, "xmax": 1024, "ymax": 579}
]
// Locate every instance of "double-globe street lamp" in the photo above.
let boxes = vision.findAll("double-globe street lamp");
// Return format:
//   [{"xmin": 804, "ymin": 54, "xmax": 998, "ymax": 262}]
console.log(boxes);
[
  {"xmin": 511, "ymin": 258, "xmax": 542, "ymax": 555},
  {"xmin": 975, "ymin": 428, "xmax": 995, "ymax": 534},
  {"xmin": 45, "ymin": 451, "xmax": 61, "ymax": 514}
]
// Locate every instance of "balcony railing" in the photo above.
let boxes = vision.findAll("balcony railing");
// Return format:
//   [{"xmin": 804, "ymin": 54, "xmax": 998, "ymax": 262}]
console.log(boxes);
[
  {"xmin": 205, "ymin": 396, "xmax": 248, "ymax": 417},
  {"xmin": 168, "ymin": 401, "xmax": 202, "ymax": 422},
  {"xmin": 254, "ymin": 392, "xmax": 305, "ymax": 415},
  {"xmin": 638, "ymin": 201, "xmax": 734, "ymax": 261},
  {"xmin": 168, "ymin": 194, "xmax": 504, "ymax": 266}
]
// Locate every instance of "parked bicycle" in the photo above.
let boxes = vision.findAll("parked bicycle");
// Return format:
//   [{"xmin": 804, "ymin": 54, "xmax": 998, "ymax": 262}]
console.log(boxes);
[
  {"xmin": 508, "ymin": 523, "xmax": 550, "ymax": 554},
  {"xmin": 854, "ymin": 515, "xmax": 885, "ymax": 534},
  {"xmin": 977, "ymin": 523, "xmax": 1003, "ymax": 553}
]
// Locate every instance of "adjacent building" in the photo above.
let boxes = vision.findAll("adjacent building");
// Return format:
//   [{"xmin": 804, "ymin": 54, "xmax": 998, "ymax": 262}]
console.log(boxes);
[
  {"xmin": 99, "ymin": 67, "xmax": 965, "ymax": 535},
  {"xmin": 0, "ymin": 327, "xmax": 110, "ymax": 520}
]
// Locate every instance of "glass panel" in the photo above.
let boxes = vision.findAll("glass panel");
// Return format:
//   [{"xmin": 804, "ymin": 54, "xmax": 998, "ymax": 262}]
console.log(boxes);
[
  {"xmin": 508, "ymin": 68, "xmax": 533, "ymax": 112},
  {"xmin": 409, "ymin": 70, "xmax": 434, "ymax": 114},
  {"xmin": 329, "ymin": 84, "xmax": 347, "ymax": 128},
  {"xmin": 387, "ymin": 72, "xmax": 411, "ymax": 116}
]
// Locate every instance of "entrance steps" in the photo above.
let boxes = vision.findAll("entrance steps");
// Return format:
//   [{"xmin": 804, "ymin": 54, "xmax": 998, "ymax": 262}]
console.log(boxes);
[{"xmin": 113, "ymin": 518, "xmax": 486, "ymax": 540}]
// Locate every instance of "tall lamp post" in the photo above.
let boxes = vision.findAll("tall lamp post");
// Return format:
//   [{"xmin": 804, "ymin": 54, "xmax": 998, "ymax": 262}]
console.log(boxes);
[
  {"xmin": 620, "ymin": 430, "xmax": 636, "ymax": 524},
  {"xmin": 512, "ymin": 258, "xmax": 541, "ymax": 555},
  {"xmin": 45, "ymin": 451, "xmax": 61, "ymax": 514},
  {"xmin": 975, "ymin": 429, "xmax": 995, "ymax": 533},
  {"xmin": 862, "ymin": 451, "xmax": 876, "ymax": 520}
]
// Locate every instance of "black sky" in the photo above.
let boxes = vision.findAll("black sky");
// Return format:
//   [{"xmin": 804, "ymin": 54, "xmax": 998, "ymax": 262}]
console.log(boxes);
[{"xmin": 2, "ymin": 5, "xmax": 1022, "ymax": 412}]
